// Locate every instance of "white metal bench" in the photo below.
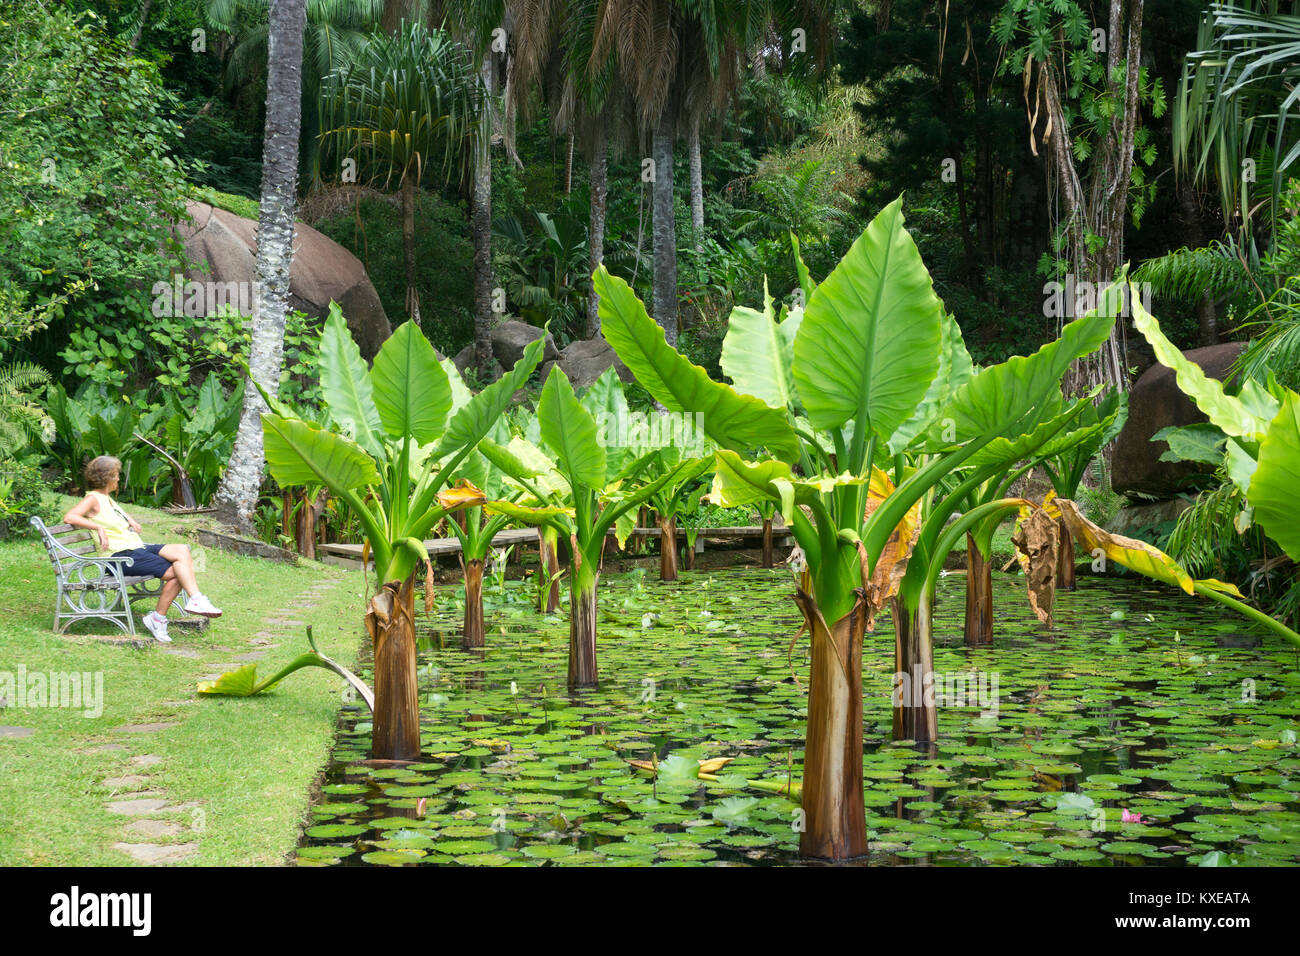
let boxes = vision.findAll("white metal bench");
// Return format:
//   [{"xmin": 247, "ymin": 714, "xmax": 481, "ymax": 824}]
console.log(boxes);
[{"xmin": 30, "ymin": 516, "xmax": 183, "ymax": 635}]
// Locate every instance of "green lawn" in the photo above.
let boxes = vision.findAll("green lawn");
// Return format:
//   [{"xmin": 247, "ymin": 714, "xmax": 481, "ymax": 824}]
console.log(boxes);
[{"xmin": 0, "ymin": 497, "xmax": 366, "ymax": 866}]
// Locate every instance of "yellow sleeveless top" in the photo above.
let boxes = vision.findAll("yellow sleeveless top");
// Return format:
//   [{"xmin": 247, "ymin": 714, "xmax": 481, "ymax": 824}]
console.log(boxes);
[{"xmin": 89, "ymin": 491, "xmax": 144, "ymax": 554}]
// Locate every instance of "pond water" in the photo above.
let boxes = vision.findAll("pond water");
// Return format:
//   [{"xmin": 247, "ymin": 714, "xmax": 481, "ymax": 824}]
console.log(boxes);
[{"xmin": 296, "ymin": 567, "xmax": 1300, "ymax": 866}]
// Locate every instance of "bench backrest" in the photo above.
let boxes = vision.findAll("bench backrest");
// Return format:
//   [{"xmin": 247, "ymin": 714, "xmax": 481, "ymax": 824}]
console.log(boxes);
[{"xmin": 29, "ymin": 516, "xmax": 99, "ymax": 576}]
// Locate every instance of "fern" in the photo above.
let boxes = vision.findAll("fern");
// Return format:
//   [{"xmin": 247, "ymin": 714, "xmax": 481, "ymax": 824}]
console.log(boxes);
[
  {"xmin": 0, "ymin": 362, "xmax": 51, "ymax": 459},
  {"xmin": 1132, "ymin": 241, "xmax": 1254, "ymax": 310}
]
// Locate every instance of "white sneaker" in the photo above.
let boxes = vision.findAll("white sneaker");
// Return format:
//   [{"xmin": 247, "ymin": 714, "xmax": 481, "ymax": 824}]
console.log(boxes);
[
  {"xmin": 143, "ymin": 613, "xmax": 172, "ymax": 643},
  {"xmin": 184, "ymin": 593, "xmax": 223, "ymax": 618}
]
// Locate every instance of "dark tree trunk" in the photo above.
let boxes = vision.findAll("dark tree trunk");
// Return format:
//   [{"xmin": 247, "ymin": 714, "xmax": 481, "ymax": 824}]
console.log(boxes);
[
  {"xmin": 472, "ymin": 59, "xmax": 494, "ymax": 372},
  {"xmin": 684, "ymin": 535, "xmax": 696, "ymax": 570},
  {"xmin": 213, "ymin": 0, "xmax": 308, "ymax": 532},
  {"xmin": 402, "ymin": 173, "xmax": 420, "ymax": 323},
  {"xmin": 761, "ymin": 516, "xmax": 774, "ymax": 568},
  {"xmin": 892, "ymin": 594, "xmax": 937, "ymax": 744},
  {"xmin": 651, "ymin": 102, "xmax": 678, "ymax": 345},
  {"xmin": 658, "ymin": 515, "xmax": 678, "ymax": 581},
  {"xmin": 295, "ymin": 489, "xmax": 324, "ymax": 560},
  {"xmin": 687, "ymin": 116, "xmax": 704, "ymax": 253},
  {"xmin": 1057, "ymin": 516, "xmax": 1077, "ymax": 590},
  {"xmin": 462, "ymin": 558, "xmax": 484, "ymax": 649},
  {"xmin": 586, "ymin": 111, "xmax": 609, "ymax": 337},
  {"xmin": 964, "ymin": 533, "xmax": 993, "ymax": 646},
  {"xmin": 794, "ymin": 589, "xmax": 868, "ymax": 861},
  {"xmin": 367, "ymin": 573, "xmax": 420, "ymax": 760}
]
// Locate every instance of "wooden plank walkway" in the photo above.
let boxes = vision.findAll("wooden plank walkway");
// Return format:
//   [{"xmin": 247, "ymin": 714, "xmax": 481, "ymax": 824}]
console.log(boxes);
[{"xmin": 318, "ymin": 525, "xmax": 792, "ymax": 566}]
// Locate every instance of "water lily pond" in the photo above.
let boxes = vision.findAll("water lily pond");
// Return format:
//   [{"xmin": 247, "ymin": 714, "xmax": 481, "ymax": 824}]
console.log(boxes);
[{"xmin": 297, "ymin": 568, "xmax": 1300, "ymax": 866}]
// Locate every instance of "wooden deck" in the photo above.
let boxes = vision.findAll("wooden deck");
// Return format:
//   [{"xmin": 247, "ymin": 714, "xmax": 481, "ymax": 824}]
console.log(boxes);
[{"xmin": 318, "ymin": 525, "xmax": 793, "ymax": 568}]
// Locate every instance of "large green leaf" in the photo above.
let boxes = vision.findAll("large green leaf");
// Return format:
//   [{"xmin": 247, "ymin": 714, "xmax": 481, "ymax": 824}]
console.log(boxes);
[
  {"xmin": 1249, "ymin": 392, "xmax": 1300, "ymax": 561},
  {"xmin": 887, "ymin": 312, "xmax": 973, "ymax": 455},
  {"xmin": 595, "ymin": 267, "xmax": 800, "ymax": 461},
  {"xmin": 320, "ymin": 303, "xmax": 384, "ymax": 457},
  {"xmin": 940, "ymin": 297, "xmax": 1116, "ymax": 444},
  {"xmin": 1152, "ymin": 423, "xmax": 1227, "ymax": 464},
  {"xmin": 539, "ymin": 365, "xmax": 607, "ymax": 490},
  {"xmin": 720, "ymin": 279, "xmax": 800, "ymax": 411},
  {"xmin": 436, "ymin": 334, "xmax": 546, "ymax": 456},
  {"xmin": 262, "ymin": 413, "xmax": 381, "ymax": 491},
  {"xmin": 792, "ymin": 196, "xmax": 944, "ymax": 440},
  {"xmin": 1131, "ymin": 291, "xmax": 1275, "ymax": 439},
  {"xmin": 370, "ymin": 320, "xmax": 450, "ymax": 444}
]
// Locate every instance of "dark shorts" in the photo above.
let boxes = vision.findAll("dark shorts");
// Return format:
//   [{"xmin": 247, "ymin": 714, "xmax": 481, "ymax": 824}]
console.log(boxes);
[{"xmin": 111, "ymin": 543, "xmax": 172, "ymax": 579}]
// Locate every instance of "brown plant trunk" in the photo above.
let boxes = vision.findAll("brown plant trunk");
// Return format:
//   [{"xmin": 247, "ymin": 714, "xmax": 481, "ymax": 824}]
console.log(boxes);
[
  {"xmin": 366, "ymin": 573, "xmax": 420, "ymax": 760},
  {"xmin": 684, "ymin": 535, "xmax": 696, "ymax": 570},
  {"xmin": 462, "ymin": 558, "xmax": 484, "ymax": 649},
  {"xmin": 568, "ymin": 571, "xmax": 599, "ymax": 689},
  {"xmin": 1057, "ymin": 517, "xmax": 1077, "ymax": 590},
  {"xmin": 658, "ymin": 515, "xmax": 678, "ymax": 581},
  {"xmin": 295, "ymin": 490, "xmax": 315, "ymax": 560},
  {"xmin": 892, "ymin": 594, "xmax": 938, "ymax": 744},
  {"xmin": 794, "ymin": 588, "xmax": 868, "ymax": 861},
  {"xmin": 761, "ymin": 516, "xmax": 774, "ymax": 568},
  {"xmin": 964, "ymin": 534, "xmax": 993, "ymax": 646},
  {"xmin": 537, "ymin": 527, "xmax": 560, "ymax": 613}
]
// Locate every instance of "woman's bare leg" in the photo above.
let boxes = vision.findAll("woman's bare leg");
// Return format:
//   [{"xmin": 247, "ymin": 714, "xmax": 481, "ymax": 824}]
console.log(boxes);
[
  {"xmin": 155, "ymin": 568, "xmax": 182, "ymax": 616},
  {"xmin": 158, "ymin": 544, "xmax": 200, "ymax": 596}
]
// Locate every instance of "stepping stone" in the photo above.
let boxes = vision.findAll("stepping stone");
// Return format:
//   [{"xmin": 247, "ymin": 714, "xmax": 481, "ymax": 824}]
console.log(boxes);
[
  {"xmin": 159, "ymin": 648, "xmax": 200, "ymax": 659},
  {"xmin": 84, "ymin": 743, "xmax": 127, "ymax": 753},
  {"xmin": 112, "ymin": 842, "xmax": 198, "ymax": 865},
  {"xmin": 268, "ymin": 619, "xmax": 305, "ymax": 627},
  {"xmin": 252, "ymin": 632, "xmax": 280, "ymax": 640},
  {"xmin": 0, "ymin": 726, "xmax": 34, "ymax": 738},
  {"xmin": 209, "ymin": 646, "xmax": 234, "ymax": 652},
  {"xmin": 103, "ymin": 775, "xmax": 149, "ymax": 789},
  {"xmin": 130, "ymin": 754, "xmax": 163, "ymax": 768},
  {"xmin": 249, "ymin": 638, "xmax": 280, "ymax": 647},
  {"xmin": 125, "ymin": 819, "xmax": 183, "ymax": 838},
  {"xmin": 232, "ymin": 651, "xmax": 265, "ymax": 662},
  {"xmin": 121, "ymin": 722, "xmax": 179, "ymax": 733},
  {"xmin": 106, "ymin": 798, "xmax": 170, "ymax": 816}
]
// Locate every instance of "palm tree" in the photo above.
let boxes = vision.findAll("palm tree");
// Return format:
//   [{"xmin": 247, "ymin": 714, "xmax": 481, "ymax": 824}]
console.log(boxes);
[
  {"xmin": 213, "ymin": 0, "xmax": 310, "ymax": 532},
  {"xmin": 1173, "ymin": 1, "xmax": 1300, "ymax": 250},
  {"xmin": 204, "ymin": 0, "xmax": 383, "ymax": 178},
  {"xmin": 318, "ymin": 21, "xmax": 479, "ymax": 324}
]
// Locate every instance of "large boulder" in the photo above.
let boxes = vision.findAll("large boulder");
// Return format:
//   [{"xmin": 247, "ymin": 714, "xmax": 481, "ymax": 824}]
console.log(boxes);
[
  {"xmin": 1112, "ymin": 342, "xmax": 1247, "ymax": 498},
  {"xmin": 541, "ymin": 336, "xmax": 633, "ymax": 390},
  {"xmin": 174, "ymin": 201, "xmax": 392, "ymax": 359},
  {"xmin": 490, "ymin": 319, "xmax": 559, "ymax": 370}
]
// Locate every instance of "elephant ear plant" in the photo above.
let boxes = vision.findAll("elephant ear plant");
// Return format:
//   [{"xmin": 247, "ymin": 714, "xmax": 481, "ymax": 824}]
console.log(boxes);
[
  {"xmin": 595, "ymin": 196, "xmax": 1118, "ymax": 861},
  {"xmin": 253, "ymin": 304, "xmax": 545, "ymax": 759},
  {"xmin": 481, "ymin": 365, "xmax": 699, "ymax": 688}
]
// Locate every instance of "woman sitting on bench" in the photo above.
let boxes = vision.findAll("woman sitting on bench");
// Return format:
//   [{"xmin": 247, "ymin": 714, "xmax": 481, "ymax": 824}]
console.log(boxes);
[{"xmin": 63, "ymin": 455, "xmax": 222, "ymax": 642}]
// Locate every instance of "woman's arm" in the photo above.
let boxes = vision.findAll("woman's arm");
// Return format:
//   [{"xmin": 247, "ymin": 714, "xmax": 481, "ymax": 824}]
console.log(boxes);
[{"xmin": 63, "ymin": 495, "xmax": 109, "ymax": 551}]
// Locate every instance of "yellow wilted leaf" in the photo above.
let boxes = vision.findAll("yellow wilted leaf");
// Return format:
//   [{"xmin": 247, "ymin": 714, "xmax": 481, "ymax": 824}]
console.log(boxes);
[
  {"xmin": 437, "ymin": 480, "xmax": 488, "ymax": 511},
  {"xmin": 697, "ymin": 757, "xmax": 734, "ymax": 774},
  {"xmin": 627, "ymin": 759, "xmax": 656, "ymax": 772},
  {"xmin": 861, "ymin": 467, "xmax": 922, "ymax": 629},
  {"xmin": 1056, "ymin": 498, "xmax": 1195, "ymax": 594}
]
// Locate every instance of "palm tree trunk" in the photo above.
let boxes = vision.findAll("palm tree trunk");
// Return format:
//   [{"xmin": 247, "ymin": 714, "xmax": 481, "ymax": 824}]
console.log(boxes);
[
  {"xmin": 964, "ymin": 533, "xmax": 993, "ymax": 646},
  {"xmin": 402, "ymin": 173, "xmax": 420, "ymax": 323},
  {"xmin": 587, "ymin": 111, "xmax": 609, "ymax": 337},
  {"xmin": 214, "ymin": 0, "xmax": 308, "ymax": 533},
  {"xmin": 651, "ymin": 103, "xmax": 678, "ymax": 345},
  {"xmin": 794, "ymin": 588, "xmax": 868, "ymax": 861},
  {"xmin": 367, "ymin": 573, "xmax": 421, "ymax": 760},
  {"xmin": 472, "ymin": 58, "xmax": 494, "ymax": 372},
  {"xmin": 565, "ymin": 129, "xmax": 575, "ymax": 194},
  {"xmin": 688, "ymin": 116, "xmax": 704, "ymax": 253}
]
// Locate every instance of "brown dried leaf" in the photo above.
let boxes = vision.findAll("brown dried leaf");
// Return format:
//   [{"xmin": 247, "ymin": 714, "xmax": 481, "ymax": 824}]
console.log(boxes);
[
  {"xmin": 1012, "ymin": 506, "xmax": 1059, "ymax": 627},
  {"xmin": 861, "ymin": 467, "xmax": 922, "ymax": 630}
]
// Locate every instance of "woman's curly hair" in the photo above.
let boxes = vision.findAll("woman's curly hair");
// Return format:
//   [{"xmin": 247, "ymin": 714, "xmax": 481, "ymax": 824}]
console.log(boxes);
[{"xmin": 84, "ymin": 455, "xmax": 122, "ymax": 491}]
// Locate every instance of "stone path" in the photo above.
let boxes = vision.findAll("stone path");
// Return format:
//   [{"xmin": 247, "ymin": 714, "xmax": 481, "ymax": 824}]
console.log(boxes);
[{"xmin": 88, "ymin": 574, "xmax": 348, "ymax": 866}]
